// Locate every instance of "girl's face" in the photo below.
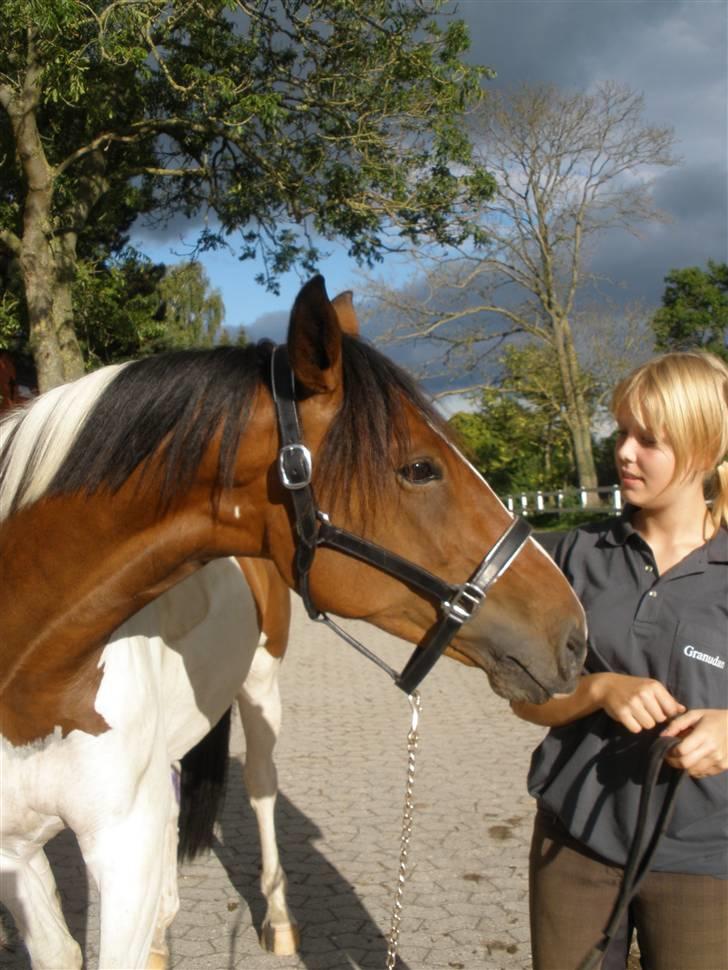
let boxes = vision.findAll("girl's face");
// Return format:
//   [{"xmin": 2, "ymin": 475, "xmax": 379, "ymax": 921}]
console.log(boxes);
[{"xmin": 614, "ymin": 408, "xmax": 679, "ymax": 509}]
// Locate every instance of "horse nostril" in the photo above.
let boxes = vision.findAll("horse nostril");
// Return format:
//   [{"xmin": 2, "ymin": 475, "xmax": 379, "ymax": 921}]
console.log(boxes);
[
  {"xmin": 569, "ymin": 627, "xmax": 587, "ymax": 657},
  {"xmin": 560, "ymin": 626, "xmax": 587, "ymax": 680}
]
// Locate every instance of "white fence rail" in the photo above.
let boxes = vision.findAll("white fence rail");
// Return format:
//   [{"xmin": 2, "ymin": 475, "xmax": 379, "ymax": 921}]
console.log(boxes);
[{"xmin": 502, "ymin": 484, "xmax": 622, "ymax": 516}]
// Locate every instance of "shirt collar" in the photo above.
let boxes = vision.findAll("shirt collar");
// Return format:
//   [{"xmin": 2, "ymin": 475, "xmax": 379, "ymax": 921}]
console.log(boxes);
[
  {"xmin": 600, "ymin": 505, "xmax": 728, "ymax": 563},
  {"xmin": 707, "ymin": 524, "xmax": 728, "ymax": 563},
  {"xmin": 599, "ymin": 505, "xmax": 639, "ymax": 548}
]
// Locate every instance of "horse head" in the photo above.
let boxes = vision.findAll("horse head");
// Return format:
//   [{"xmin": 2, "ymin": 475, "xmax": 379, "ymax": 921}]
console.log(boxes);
[
  {"xmin": 238, "ymin": 276, "xmax": 587, "ymax": 702},
  {"xmin": 0, "ymin": 274, "xmax": 585, "ymax": 746}
]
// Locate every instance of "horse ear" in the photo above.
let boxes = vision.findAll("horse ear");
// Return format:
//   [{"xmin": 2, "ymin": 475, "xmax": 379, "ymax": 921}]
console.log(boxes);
[
  {"xmin": 331, "ymin": 290, "xmax": 360, "ymax": 336},
  {"xmin": 287, "ymin": 275, "xmax": 342, "ymax": 394}
]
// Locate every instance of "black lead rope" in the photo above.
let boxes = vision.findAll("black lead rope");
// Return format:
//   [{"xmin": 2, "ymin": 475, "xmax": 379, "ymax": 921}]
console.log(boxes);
[{"xmin": 577, "ymin": 735, "xmax": 685, "ymax": 970}]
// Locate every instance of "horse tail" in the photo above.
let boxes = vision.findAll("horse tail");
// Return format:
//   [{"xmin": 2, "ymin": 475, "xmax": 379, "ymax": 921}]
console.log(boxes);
[{"xmin": 177, "ymin": 707, "xmax": 232, "ymax": 862}]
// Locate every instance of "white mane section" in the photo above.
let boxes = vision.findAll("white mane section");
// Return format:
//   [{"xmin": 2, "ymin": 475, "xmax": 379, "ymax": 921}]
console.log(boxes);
[{"xmin": 0, "ymin": 364, "xmax": 128, "ymax": 521}]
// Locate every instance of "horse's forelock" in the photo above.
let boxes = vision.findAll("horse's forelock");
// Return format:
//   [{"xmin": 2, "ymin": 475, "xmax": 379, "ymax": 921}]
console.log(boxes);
[{"xmin": 315, "ymin": 336, "xmax": 452, "ymax": 522}]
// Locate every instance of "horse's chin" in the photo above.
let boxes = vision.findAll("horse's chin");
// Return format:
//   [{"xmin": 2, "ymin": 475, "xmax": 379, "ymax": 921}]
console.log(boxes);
[
  {"xmin": 445, "ymin": 642, "xmax": 551, "ymax": 704},
  {"xmin": 485, "ymin": 670, "xmax": 551, "ymax": 705}
]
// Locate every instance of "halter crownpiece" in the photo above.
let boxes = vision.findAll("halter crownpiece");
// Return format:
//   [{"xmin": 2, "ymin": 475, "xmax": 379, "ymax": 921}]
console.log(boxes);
[{"xmin": 270, "ymin": 345, "xmax": 533, "ymax": 694}]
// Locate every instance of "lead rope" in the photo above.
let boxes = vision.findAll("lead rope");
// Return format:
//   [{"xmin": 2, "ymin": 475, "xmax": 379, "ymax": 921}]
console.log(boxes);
[
  {"xmin": 385, "ymin": 690, "xmax": 422, "ymax": 969},
  {"xmin": 576, "ymin": 735, "xmax": 684, "ymax": 970}
]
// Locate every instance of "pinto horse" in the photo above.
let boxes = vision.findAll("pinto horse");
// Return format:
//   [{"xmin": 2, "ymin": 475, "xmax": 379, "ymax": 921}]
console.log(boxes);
[{"xmin": 0, "ymin": 276, "xmax": 586, "ymax": 969}]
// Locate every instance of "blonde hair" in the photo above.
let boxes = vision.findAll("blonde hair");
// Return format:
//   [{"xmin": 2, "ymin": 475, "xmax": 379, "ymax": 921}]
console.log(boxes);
[{"xmin": 611, "ymin": 351, "xmax": 728, "ymax": 529}]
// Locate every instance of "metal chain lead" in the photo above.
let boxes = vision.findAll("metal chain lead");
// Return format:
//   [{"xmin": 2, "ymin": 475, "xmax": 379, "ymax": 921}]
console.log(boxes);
[{"xmin": 385, "ymin": 690, "xmax": 422, "ymax": 969}]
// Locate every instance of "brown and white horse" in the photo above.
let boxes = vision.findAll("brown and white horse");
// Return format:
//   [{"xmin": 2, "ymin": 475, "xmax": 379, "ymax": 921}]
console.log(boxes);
[{"xmin": 0, "ymin": 276, "xmax": 586, "ymax": 968}]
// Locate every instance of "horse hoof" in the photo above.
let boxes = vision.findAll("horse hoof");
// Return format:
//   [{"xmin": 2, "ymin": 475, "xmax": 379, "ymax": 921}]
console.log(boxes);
[
  {"xmin": 261, "ymin": 922, "xmax": 300, "ymax": 956},
  {"xmin": 147, "ymin": 950, "xmax": 167, "ymax": 970}
]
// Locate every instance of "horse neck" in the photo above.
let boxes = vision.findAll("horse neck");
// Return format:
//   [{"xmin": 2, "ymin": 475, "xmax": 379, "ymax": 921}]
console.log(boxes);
[
  {"xmin": 0, "ymin": 375, "xmax": 291, "ymax": 743},
  {"xmin": 0, "ymin": 471, "xmax": 270, "ymax": 740}
]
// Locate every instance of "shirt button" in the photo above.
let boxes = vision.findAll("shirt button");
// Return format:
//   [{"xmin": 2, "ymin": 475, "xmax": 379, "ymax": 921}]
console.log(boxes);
[
  {"xmin": 645, "ymin": 564, "xmax": 654, "ymax": 572},
  {"xmin": 648, "ymin": 590, "xmax": 658, "ymax": 598}
]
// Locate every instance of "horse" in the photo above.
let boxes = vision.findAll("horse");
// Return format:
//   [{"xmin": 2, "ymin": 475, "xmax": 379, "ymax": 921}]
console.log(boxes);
[
  {"xmin": 0, "ymin": 352, "xmax": 36, "ymax": 414},
  {"xmin": 0, "ymin": 353, "xmax": 18, "ymax": 413},
  {"xmin": 0, "ymin": 408, "xmax": 299, "ymax": 963},
  {"xmin": 0, "ymin": 351, "xmax": 298, "ymax": 959},
  {"xmin": 0, "ymin": 275, "xmax": 587, "ymax": 969}
]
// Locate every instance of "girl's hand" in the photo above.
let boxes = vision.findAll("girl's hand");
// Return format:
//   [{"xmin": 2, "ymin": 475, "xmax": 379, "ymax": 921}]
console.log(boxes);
[
  {"xmin": 661, "ymin": 709, "xmax": 728, "ymax": 778},
  {"xmin": 590, "ymin": 674, "xmax": 686, "ymax": 733}
]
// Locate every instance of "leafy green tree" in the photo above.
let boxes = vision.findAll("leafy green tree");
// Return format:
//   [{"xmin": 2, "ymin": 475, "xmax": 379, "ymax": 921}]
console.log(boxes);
[
  {"xmin": 651, "ymin": 261, "xmax": 728, "ymax": 360},
  {"xmin": 157, "ymin": 262, "xmax": 226, "ymax": 350},
  {"xmin": 3, "ymin": 249, "xmax": 238, "ymax": 371},
  {"xmin": 72, "ymin": 250, "xmax": 167, "ymax": 367},
  {"xmin": 0, "ymin": 288, "xmax": 23, "ymax": 353},
  {"xmin": 450, "ymin": 344, "xmax": 576, "ymax": 494},
  {"xmin": 1, "ymin": 0, "xmax": 493, "ymax": 390}
]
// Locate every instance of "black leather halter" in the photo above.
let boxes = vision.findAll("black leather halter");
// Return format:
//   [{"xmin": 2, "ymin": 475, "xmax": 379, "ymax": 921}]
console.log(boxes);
[{"xmin": 271, "ymin": 345, "xmax": 533, "ymax": 694}]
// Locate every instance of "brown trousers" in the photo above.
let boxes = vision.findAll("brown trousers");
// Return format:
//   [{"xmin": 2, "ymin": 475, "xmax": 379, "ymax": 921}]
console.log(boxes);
[{"xmin": 529, "ymin": 808, "xmax": 728, "ymax": 970}]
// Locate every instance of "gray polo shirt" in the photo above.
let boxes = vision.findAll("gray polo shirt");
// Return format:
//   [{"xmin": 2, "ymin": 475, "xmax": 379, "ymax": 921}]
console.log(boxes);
[{"xmin": 527, "ymin": 511, "xmax": 728, "ymax": 877}]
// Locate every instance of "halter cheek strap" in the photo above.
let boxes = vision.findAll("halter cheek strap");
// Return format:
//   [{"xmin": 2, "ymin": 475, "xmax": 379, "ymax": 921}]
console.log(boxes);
[{"xmin": 270, "ymin": 345, "xmax": 532, "ymax": 694}]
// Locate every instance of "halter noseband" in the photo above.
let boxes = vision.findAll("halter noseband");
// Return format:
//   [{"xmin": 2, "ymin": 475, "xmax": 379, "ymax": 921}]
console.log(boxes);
[{"xmin": 271, "ymin": 345, "xmax": 533, "ymax": 694}]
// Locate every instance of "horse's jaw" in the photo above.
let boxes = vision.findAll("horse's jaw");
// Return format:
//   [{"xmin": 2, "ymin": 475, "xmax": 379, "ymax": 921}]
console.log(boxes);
[{"xmin": 443, "ymin": 636, "xmax": 577, "ymax": 705}]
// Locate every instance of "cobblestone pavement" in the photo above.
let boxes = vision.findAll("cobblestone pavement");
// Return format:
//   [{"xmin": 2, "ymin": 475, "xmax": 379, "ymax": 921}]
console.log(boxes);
[{"xmin": 1, "ymin": 597, "xmax": 555, "ymax": 970}]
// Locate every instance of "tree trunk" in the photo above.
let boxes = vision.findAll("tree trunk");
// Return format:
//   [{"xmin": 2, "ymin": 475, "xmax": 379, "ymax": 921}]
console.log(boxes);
[
  {"xmin": 21, "ymin": 233, "xmax": 85, "ymax": 392},
  {"xmin": 552, "ymin": 314, "xmax": 599, "ymax": 500},
  {"xmin": 53, "ymin": 234, "xmax": 85, "ymax": 385},
  {"xmin": 19, "ymin": 189, "xmax": 70, "ymax": 391},
  {"xmin": 7, "ymin": 31, "xmax": 86, "ymax": 393}
]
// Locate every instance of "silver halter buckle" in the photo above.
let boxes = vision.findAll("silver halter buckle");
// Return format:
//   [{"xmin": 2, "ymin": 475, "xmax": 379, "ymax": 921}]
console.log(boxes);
[
  {"xmin": 278, "ymin": 443, "xmax": 312, "ymax": 490},
  {"xmin": 442, "ymin": 582, "xmax": 486, "ymax": 624}
]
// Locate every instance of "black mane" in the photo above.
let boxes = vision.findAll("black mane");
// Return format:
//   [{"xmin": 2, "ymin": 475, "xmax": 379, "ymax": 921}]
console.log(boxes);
[
  {"xmin": 49, "ymin": 344, "xmax": 270, "ymax": 510},
  {"xmin": 45, "ymin": 336, "xmax": 452, "ymax": 516}
]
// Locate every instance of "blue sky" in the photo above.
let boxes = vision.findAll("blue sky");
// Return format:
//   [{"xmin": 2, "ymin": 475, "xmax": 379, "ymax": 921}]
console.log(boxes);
[
  {"xmin": 131, "ymin": 0, "xmax": 727, "ymax": 356},
  {"xmin": 134, "ymin": 233, "xmax": 366, "ymax": 336}
]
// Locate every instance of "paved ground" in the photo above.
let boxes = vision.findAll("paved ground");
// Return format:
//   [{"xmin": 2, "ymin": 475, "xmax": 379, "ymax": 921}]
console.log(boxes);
[
  {"xmin": 0, "ymin": 603, "xmax": 550, "ymax": 970},
  {"xmin": 1, "ymin": 534, "xmax": 568, "ymax": 970}
]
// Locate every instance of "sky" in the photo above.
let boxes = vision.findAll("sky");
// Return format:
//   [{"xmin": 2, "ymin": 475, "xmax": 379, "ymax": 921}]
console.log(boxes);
[{"xmin": 132, "ymin": 0, "xmax": 728, "ymax": 375}]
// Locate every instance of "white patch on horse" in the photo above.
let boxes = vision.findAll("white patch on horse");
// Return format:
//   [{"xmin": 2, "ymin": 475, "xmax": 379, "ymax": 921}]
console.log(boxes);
[
  {"xmin": 0, "ymin": 725, "xmax": 65, "ymax": 758},
  {"xmin": 0, "ymin": 363, "xmax": 127, "ymax": 519}
]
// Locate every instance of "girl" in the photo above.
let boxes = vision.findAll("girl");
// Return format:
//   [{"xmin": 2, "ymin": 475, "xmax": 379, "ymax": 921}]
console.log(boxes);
[{"xmin": 512, "ymin": 351, "xmax": 728, "ymax": 970}]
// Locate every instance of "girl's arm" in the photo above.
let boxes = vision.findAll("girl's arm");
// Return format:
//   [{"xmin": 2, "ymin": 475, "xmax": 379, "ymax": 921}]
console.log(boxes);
[{"xmin": 511, "ymin": 672, "xmax": 685, "ymax": 731}]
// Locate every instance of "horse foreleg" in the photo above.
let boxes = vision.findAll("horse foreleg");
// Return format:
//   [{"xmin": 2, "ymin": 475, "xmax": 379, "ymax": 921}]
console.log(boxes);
[
  {"xmin": 78, "ymin": 768, "xmax": 171, "ymax": 970},
  {"xmin": 147, "ymin": 771, "xmax": 181, "ymax": 970},
  {"xmin": 238, "ymin": 643, "xmax": 299, "ymax": 956},
  {"xmin": 0, "ymin": 843, "xmax": 82, "ymax": 970}
]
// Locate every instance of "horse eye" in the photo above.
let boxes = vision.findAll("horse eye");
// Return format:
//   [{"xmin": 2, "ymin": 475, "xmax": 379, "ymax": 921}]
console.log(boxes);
[{"xmin": 399, "ymin": 460, "xmax": 441, "ymax": 484}]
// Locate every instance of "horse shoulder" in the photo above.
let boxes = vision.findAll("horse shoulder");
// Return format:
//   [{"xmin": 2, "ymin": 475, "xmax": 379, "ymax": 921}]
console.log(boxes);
[{"xmin": 156, "ymin": 558, "xmax": 260, "ymax": 760}]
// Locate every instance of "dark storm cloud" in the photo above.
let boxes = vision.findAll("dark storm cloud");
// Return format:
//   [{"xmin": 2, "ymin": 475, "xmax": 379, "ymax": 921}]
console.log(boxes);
[
  {"xmin": 257, "ymin": 1, "xmax": 726, "ymax": 333},
  {"xmin": 459, "ymin": 0, "xmax": 727, "ymax": 298},
  {"xmin": 245, "ymin": 310, "xmax": 289, "ymax": 345},
  {"xmin": 364, "ymin": 0, "xmax": 727, "ymax": 388},
  {"xmin": 460, "ymin": 0, "xmax": 676, "ymax": 90}
]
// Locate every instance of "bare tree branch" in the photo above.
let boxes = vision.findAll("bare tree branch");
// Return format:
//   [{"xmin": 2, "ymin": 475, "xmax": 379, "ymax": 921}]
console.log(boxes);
[{"xmin": 368, "ymin": 82, "xmax": 677, "ymax": 492}]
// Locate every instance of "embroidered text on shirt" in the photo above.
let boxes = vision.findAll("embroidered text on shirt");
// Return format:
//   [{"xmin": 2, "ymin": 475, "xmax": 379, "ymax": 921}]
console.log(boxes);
[{"xmin": 683, "ymin": 645, "xmax": 726, "ymax": 670}]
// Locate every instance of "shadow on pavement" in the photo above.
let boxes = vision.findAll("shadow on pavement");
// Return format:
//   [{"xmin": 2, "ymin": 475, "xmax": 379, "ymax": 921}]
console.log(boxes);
[
  {"xmin": 2, "ymin": 766, "xmax": 409, "ymax": 970},
  {"xmin": 211, "ymin": 760, "xmax": 412, "ymax": 970}
]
